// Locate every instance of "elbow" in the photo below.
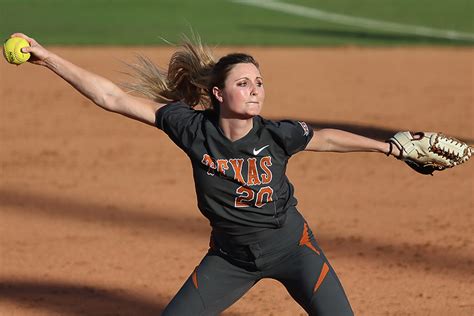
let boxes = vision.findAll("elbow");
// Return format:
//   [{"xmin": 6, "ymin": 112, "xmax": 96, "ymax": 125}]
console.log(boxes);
[
  {"xmin": 97, "ymin": 89, "xmax": 124, "ymax": 113},
  {"xmin": 311, "ymin": 129, "xmax": 340, "ymax": 152},
  {"xmin": 100, "ymin": 94, "xmax": 118, "ymax": 112}
]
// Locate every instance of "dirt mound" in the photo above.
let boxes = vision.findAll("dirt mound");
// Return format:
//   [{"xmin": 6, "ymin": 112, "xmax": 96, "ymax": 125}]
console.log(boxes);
[{"xmin": 1, "ymin": 46, "xmax": 473, "ymax": 315}]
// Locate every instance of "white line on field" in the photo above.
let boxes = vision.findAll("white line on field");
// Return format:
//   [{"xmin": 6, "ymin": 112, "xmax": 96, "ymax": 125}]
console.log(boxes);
[{"xmin": 231, "ymin": 0, "xmax": 474, "ymax": 41}]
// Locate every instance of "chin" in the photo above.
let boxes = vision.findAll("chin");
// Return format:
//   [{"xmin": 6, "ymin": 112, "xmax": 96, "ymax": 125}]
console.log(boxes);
[
  {"xmin": 246, "ymin": 104, "xmax": 262, "ymax": 116},
  {"xmin": 244, "ymin": 109, "xmax": 261, "ymax": 118},
  {"xmin": 237, "ymin": 113, "xmax": 257, "ymax": 120}
]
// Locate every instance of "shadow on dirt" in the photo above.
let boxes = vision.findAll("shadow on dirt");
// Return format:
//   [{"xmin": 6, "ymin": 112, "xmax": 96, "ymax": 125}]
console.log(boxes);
[
  {"xmin": 279, "ymin": 118, "xmax": 474, "ymax": 144},
  {"xmin": 317, "ymin": 234, "xmax": 474, "ymax": 277},
  {"xmin": 0, "ymin": 188, "xmax": 210, "ymax": 237},
  {"xmin": 0, "ymin": 279, "xmax": 243, "ymax": 315},
  {"xmin": 1, "ymin": 188, "xmax": 473, "ymax": 279},
  {"xmin": 0, "ymin": 279, "xmax": 165, "ymax": 315}
]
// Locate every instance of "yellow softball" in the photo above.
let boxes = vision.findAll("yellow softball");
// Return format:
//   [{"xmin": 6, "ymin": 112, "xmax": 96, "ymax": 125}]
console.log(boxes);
[{"xmin": 3, "ymin": 37, "xmax": 31, "ymax": 65}]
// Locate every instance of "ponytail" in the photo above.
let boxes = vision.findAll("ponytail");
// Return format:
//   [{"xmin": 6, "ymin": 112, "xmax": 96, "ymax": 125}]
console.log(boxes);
[
  {"xmin": 123, "ymin": 35, "xmax": 216, "ymax": 108},
  {"xmin": 123, "ymin": 35, "xmax": 260, "ymax": 111}
]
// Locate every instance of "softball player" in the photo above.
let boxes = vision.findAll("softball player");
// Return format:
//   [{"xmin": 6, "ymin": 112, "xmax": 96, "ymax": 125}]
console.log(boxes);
[{"xmin": 11, "ymin": 33, "xmax": 401, "ymax": 315}]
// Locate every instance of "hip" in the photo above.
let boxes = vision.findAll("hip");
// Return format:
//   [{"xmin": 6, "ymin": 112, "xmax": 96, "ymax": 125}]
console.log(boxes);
[{"xmin": 209, "ymin": 207, "xmax": 310, "ymax": 270}]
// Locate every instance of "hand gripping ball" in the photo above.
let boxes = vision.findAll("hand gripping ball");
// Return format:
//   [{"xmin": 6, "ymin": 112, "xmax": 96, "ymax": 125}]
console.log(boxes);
[{"xmin": 3, "ymin": 37, "xmax": 31, "ymax": 65}]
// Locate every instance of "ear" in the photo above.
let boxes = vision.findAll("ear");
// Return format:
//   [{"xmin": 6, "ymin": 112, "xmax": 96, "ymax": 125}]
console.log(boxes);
[{"xmin": 212, "ymin": 87, "xmax": 223, "ymax": 103}]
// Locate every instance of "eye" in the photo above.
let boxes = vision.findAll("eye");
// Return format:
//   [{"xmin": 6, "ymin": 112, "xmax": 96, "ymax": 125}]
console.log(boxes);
[
  {"xmin": 237, "ymin": 81, "xmax": 247, "ymax": 87},
  {"xmin": 256, "ymin": 81, "xmax": 264, "ymax": 87}
]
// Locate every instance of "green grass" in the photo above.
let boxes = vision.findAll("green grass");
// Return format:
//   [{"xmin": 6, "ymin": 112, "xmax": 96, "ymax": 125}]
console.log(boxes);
[
  {"xmin": 0, "ymin": 0, "xmax": 472, "ymax": 46},
  {"xmin": 292, "ymin": 0, "xmax": 473, "ymax": 33}
]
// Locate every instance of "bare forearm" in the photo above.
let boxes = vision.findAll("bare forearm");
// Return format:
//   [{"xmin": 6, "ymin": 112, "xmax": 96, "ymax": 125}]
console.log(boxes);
[
  {"xmin": 43, "ymin": 53, "xmax": 121, "ymax": 111},
  {"xmin": 306, "ymin": 128, "xmax": 400, "ymax": 156},
  {"xmin": 9, "ymin": 32, "xmax": 162, "ymax": 125}
]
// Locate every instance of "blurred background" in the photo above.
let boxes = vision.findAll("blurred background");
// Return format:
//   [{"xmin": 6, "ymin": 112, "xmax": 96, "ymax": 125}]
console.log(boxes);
[{"xmin": 1, "ymin": 0, "xmax": 473, "ymax": 46}]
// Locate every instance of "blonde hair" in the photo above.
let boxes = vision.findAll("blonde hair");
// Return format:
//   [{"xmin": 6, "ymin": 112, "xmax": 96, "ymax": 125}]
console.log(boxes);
[
  {"xmin": 123, "ymin": 35, "xmax": 260, "ymax": 110},
  {"xmin": 123, "ymin": 35, "xmax": 216, "ymax": 108}
]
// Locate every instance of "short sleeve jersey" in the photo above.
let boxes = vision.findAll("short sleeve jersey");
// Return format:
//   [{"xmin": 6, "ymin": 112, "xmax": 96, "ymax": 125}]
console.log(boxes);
[{"xmin": 156, "ymin": 101, "xmax": 314, "ymax": 235}]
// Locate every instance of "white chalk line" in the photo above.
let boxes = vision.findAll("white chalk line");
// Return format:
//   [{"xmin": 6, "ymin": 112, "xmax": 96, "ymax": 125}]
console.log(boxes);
[{"xmin": 232, "ymin": 0, "xmax": 474, "ymax": 42}]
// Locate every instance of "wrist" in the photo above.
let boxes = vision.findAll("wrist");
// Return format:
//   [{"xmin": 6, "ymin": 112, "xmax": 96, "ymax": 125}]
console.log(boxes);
[
  {"xmin": 384, "ymin": 141, "xmax": 401, "ymax": 158},
  {"xmin": 391, "ymin": 145, "xmax": 401, "ymax": 158},
  {"xmin": 42, "ymin": 52, "xmax": 60, "ymax": 69},
  {"xmin": 384, "ymin": 141, "xmax": 393, "ymax": 156}
]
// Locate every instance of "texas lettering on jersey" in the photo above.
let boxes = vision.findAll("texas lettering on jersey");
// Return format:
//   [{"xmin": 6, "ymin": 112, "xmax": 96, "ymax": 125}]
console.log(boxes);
[{"xmin": 201, "ymin": 154, "xmax": 274, "ymax": 208}]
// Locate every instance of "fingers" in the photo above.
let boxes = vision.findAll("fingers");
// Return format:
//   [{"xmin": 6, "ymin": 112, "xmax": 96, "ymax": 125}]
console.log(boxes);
[
  {"xmin": 9, "ymin": 33, "xmax": 37, "ymax": 47},
  {"xmin": 8, "ymin": 33, "xmax": 39, "ymax": 54},
  {"xmin": 21, "ymin": 44, "xmax": 33, "ymax": 54},
  {"xmin": 11, "ymin": 33, "xmax": 31, "ymax": 40},
  {"xmin": 6, "ymin": 33, "xmax": 50, "ymax": 66}
]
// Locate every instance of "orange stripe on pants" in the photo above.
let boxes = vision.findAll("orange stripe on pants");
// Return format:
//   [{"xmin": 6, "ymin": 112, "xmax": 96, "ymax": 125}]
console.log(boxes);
[
  {"xmin": 299, "ymin": 223, "xmax": 320, "ymax": 255},
  {"xmin": 313, "ymin": 262, "xmax": 329, "ymax": 293},
  {"xmin": 192, "ymin": 266, "xmax": 199, "ymax": 289}
]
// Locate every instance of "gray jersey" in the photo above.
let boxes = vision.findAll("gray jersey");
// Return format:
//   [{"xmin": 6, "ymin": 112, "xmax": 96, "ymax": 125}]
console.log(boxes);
[{"xmin": 156, "ymin": 101, "xmax": 313, "ymax": 236}]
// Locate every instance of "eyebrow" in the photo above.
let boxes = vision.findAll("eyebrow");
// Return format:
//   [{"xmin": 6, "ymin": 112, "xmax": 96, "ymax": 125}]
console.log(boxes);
[{"xmin": 234, "ymin": 76, "xmax": 264, "ymax": 82}]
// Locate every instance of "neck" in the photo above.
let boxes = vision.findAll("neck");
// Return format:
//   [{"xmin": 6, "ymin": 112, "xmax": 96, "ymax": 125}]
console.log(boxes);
[{"xmin": 218, "ymin": 116, "xmax": 254, "ymax": 142}]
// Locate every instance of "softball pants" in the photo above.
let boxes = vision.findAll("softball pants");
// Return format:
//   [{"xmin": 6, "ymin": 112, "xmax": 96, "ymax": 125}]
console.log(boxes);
[{"xmin": 162, "ymin": 209, "xmax": 353, "ymax": 315}]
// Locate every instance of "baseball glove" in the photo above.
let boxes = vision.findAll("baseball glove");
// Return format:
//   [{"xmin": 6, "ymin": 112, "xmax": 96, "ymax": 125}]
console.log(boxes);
[{"xmin": 387, "ymin": 131, "xmax": 473, "ymax": 175}]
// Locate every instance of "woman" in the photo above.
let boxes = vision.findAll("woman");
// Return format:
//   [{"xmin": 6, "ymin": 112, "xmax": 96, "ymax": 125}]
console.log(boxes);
[{"xmin": 9, "ymin": 33, "xmax": 401, "ymax": 315}]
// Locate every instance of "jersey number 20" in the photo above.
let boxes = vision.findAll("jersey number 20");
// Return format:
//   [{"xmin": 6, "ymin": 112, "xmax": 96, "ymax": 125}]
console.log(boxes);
[{"xmin": 235, "ymin": 186, "xmax": 274, "ymax": 208}]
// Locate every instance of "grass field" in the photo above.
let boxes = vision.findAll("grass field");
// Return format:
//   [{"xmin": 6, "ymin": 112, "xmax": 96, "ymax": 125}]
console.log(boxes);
[
  {"xmin": 0, "ymin": 0, "xmax": 473, "ymax": 46},
  {"xmin": 292, "ymin": 0, "xmax": 473, "ymax": 32}
]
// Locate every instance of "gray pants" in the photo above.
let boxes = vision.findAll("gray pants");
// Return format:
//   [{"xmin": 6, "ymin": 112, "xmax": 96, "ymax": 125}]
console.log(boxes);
[{"xmin": 162, "ymin": 210, "xmax": 353, "ymax": 315}]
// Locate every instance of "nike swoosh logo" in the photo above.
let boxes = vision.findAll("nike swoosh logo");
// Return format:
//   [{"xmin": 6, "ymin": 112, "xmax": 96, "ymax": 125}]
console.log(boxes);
[{"xmin": 253, "ymin": 145, "xmax": 269, "ymax": 155}]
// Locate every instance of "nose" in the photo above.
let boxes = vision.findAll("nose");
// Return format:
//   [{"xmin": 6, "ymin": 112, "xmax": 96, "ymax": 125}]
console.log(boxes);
[{"xmin": 250, "ymin": 83, "xmax": 258, "ymax": 96}]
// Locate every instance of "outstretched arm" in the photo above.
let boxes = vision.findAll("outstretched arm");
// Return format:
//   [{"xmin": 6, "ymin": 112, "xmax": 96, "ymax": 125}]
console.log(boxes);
[
  {"xmin": 9, "ymin": 33, "xmax": 163, "ymax": 126},
  {"xmin": 305, "ymin": 128, "xmax": 401, "ymax": 157}
]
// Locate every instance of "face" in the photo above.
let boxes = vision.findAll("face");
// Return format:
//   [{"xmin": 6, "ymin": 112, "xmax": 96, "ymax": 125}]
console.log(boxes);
[{"xmin": 213, "ymin": 63, "xmax": 265, "ymax": 119}]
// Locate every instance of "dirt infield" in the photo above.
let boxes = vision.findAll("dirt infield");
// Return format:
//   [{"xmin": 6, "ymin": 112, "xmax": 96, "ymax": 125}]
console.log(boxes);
[{"xmin": 1, "ymin": 46, "xmax": 473, "ymax": 315}]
